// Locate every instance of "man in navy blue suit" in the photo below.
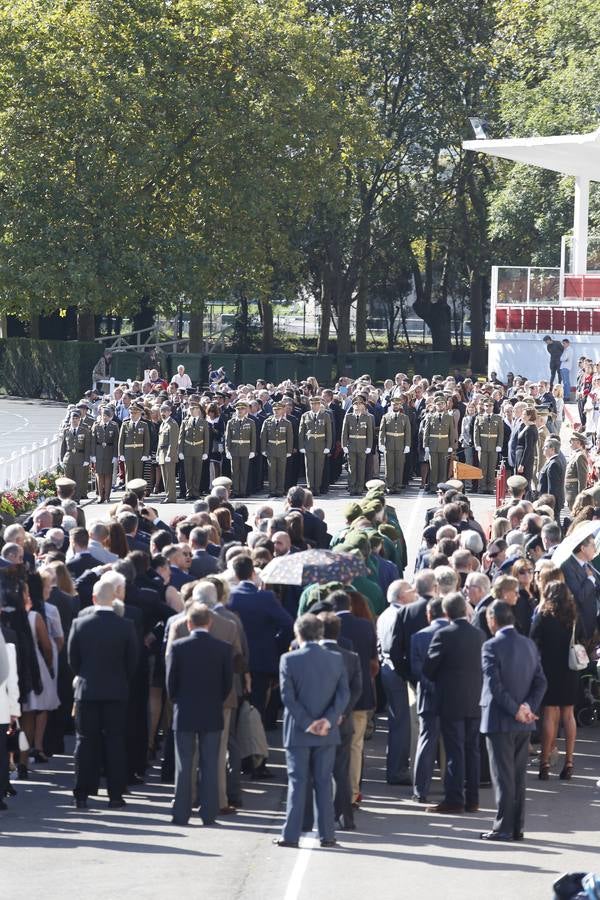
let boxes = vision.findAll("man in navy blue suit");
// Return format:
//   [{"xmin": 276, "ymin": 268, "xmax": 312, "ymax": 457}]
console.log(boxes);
[
  {"xmin": 410, "ymin": 597, "xmax": 448, "ymax": 803},
  {"xmin": 480, "ymin": 600, "xmax": 547, "ymax": 841},
  {"xmin": 166, "ymin": 603, "xmax": 233, "ymax": 827},
  {"xmin": 228, "ymin": 555, "xmax": 294, "ymax": 721},
  {"xmin": 274, "ymin": 614, "xmax": 349, "ymax": 848}
]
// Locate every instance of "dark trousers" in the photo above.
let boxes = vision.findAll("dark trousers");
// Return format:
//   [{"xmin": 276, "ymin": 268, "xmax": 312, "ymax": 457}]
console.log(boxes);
[
  {"xmin": 282, "ymin": 744, "xmax": 336, "ymax": 843},
  {"xmin": 413, "ymin": 711, "xmax": 440, "ymax": 800},
  {"xmin": 0, "ymin": 724, "xmax": 8, "ymax": 796},
  {"xmin": 249, "ymin": 671, "xmax": 274, "ymax": 723},
  {"xmin": 550, "ymin": 361, "xmax": 561, "ymax": 388},
  {"xmin": 74, "ymin": 700, "xmax": 128, "ymax": 801},
  {"xmin": 380, "ymin": 664, "xmax": 411, "ymax": 781},
  {"xmin": 485, "ymin": 731, "xmax": 530, "ymax": 836},
  {"xmin": 440, "ymin": 715, "xmax": 480, "ymax": 807},
  {"xmin": 173, "ymin": 729, "xmax": 221, "ymax": 825}
]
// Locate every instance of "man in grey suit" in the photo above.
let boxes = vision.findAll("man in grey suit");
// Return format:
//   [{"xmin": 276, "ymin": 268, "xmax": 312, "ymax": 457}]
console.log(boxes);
[
  {"xmin": 480, "ymin": 601, "xmax": 547, "ymax": 841},
  {"xmin": 275, "ymin": 614, "xmax": 349, "ymax": 849}
]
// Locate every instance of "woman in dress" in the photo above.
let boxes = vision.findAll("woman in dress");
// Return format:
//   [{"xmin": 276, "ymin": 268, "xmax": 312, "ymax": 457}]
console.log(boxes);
[
  {"xmin": 514, "ymin": 408, "xmax": 538, "ymax": 492},
  {"xmin": 530, "ymin": 580, "xmax": 580, "ymax": 780},
  {"xmin": 511, "ymin": 557, "xmax": 536, "ymax": 635}
]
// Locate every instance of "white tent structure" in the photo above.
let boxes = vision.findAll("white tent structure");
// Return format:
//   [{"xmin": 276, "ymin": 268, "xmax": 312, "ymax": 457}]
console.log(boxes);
[{"xmin": 464, "ymin": 127, "xmax": 600, "ymax": 274}]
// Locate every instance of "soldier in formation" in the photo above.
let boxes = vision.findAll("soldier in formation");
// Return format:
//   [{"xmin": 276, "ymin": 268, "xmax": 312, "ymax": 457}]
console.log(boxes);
[
  {"xmin": 423, "ymin": 393, "xmax": 454, "ymax": 492},
  {"xmin": 378, "ymin": 395, "xmax": 411, "ymax": 493},
  {"xmin": 298, "ymin": 395, "xmax": 333, "ymax": 496},
  {"xmin": 260, "ymin": 400, "xmax": 294, "ymax": 497},
  {"xmin": 178, "ymin": 398, "xmax": 209, "ymax": 500},
  {"xmin": 342, "ymin": 394, "xmax": 374, "ymax": 495},
  {"xmin": 474, "ymin": 397, "xmax": 503, "ymax": 493},
  {"xmin": 157, "ymin": 402, "xmax": 180, "ymax": 503},
  {"xmin": 60, "ymin": 408, "xmax": 91, "ymax": 501},
  {"xmin": 118, "ymin": 400, "xmax": 150, "ymax": 483},
  {"xmin": 91, "ymin": 405, "xmax": 119, "ymax": 503},
  {"xmin": 225, "ymin": 400, "xmax": 257, "ymax": 497},
  {"xmin": 564, "ymin": 432, "xmax": 588, "ymax": 510}
]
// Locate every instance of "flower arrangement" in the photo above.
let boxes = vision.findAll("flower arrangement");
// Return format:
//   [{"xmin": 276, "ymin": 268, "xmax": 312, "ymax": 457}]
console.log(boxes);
[
  {"xmin": 0, "ymin": 488, "xmax": 40, "ymax": 518},
  {"xmin": 37, "ymin": 466, "xmax": 64, "ymax": 498}
]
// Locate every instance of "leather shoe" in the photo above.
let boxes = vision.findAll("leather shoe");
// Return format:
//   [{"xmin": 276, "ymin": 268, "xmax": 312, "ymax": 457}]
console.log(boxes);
[
  {"xmin": 107, "ymin": 798, "xmax": 127, "ymax": 809},
  {"xmin": 411, "ymin": 795, "xmax": 428, "ymax": 804},
  {"xmin": 513, "ymin": 832, "xmax": 525, "ymax": 841},
  {"xmin": 427, "ymin": 802, "xmax": 464, "ymax": 814},
  {"xmin": 465, "ymin": 804, "xmax": 479, "ymax": 813},
  {"xmin": 337, "ymin": 816, "xmax": 356, "ymax": 830},
  {"xmin": 219, "ymin": 805, "xmax": 237, "ymax": 815},
  {"xmin": 74, "ymin": 798, "xmax": 87, "ymax": 809},
  {"xmin": 480, "ymin": 831, "xmax": 513, "ymax": 841},
  {"xmin": 320, "ymin": 839, "xmax": 338, "ymax": 848},
  {"xmin": 273, "ymin": 838, "xmax": 299, "ymax": 848}
]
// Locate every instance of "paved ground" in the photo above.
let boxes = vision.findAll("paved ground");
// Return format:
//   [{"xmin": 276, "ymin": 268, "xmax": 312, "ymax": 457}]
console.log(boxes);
[
  {"xmin": 1, "ymin": 400, "xmax": 599, "ymax": 896},
  {"xmin": 0, "ymin": 397, "xmax": 66, "ymax": 460}
]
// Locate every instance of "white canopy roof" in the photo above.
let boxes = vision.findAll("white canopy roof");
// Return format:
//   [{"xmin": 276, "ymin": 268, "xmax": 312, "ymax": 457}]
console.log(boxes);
[{"xmin": 463, "ymin": 128, "xmax": 600, "ymax": 180}]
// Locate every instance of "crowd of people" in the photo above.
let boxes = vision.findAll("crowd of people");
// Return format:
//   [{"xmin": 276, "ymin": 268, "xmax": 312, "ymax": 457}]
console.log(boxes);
[{"xmin": 0, "ymin": 362, "xmax": 599, "ymax": 849}]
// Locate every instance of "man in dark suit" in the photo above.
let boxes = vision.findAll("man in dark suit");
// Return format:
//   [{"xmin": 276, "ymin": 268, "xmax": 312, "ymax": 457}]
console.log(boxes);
[
  {"xmin": 538, "ymin": 438, "xmax": 565, "ymax": 523},
  {"xmin": 167, "ymin": 602, "xmax": 233, "ymax": 826},
  {"xmin": 189, "ymin": 527, "xmax": 218, "ymax": 578},
  {"xmin": 317, "ymin": 612, "xmax": 362, "ymax": 830},
  {"xmin": 423, "ymin": 592, "xmax": 485, "ymax": 814},
  {"xmin": 274, "ymin": 614, "xmax": 349, "ymax": 848},
  {"xmin": 480, "ymin": 601, "xmax": 547, "ymax": 841},
  {"xmin": 67, "ymin": 577, "xmax": 138, "ymax": 809},
  {"xmin": 66, "ymin": 528, "xmax": 99, "ymax": 578},
  {"xmin": 410, "ymin": 598, "xmax": 448, "ymax": 803},
  {"xmin": 228, "ymin": 555, "xmax": 294, "ymax": 721},
  {"xmin": 285, "ymin": 486, "xmax": 329, "ymax": 549},
  {"xmin": 330, "ymin": 590, "xmax": 378, "ymax": 807},
  {"xmin": 560, "ymin": 532, "xmax": 600, "ymax": 639}
]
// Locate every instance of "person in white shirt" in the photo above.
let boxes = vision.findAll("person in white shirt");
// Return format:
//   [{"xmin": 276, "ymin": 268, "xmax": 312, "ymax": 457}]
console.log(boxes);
[
  {"xmin": 172, "ymin": 365, "xmax": 192, "ymax": 390},
  {"xmin": 560, "ymin": 339, "xmax": 573, "ymax": 401}
]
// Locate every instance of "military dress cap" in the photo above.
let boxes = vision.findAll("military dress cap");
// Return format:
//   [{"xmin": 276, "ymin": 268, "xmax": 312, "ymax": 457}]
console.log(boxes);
[
  {"xmin": 127, "ymin": 478, "xmax": 148, "ymax": 493},
  {"xmin": 570, "ymin": 431, "xmax": 587, "ymax": 444},
  {"xmin": 76, "ymin": 399, "xmax": 91, "ymax": 408},
  {"xmin": 507, "ymin": 474, "xmax": 528, "ymax": 491},
  {"xmin": 131, "ymin": 401, "xmax": 145, "ymax": 411},
  {"xmin": 309, "ymin": 395, "xmax": 322, "ymax": 403},
  {"xmin": 434, "ymin": 392, "xmax": 446, "ymax": 402},
  {"xmin": 365, "ymin": 478, "xmax": 387, "ymax": 491},
  {"xmin": 353, "ymin": 394, "xmax": 366, "ymax": 404},
  {"xmin": 272, "ymin": 400, "xmax": 285, "ymax": 410},
  {"xmin": 160, "ymin": 402, "xmax": 172, "ymax": 411},
  {"xmin": 212, "ymin": 476, "xmax": 233, "ymax": 488},
  {"xmin": 235, "ymin": 399, "xmax": 249, "ymax": 409},
  {"xmin": 55, "ymin": 476, "xmax": 77, "ymax": 488},
  {"xmin": 344, "ymin": 501, "xmax": 363, "ymax": 522},
  {"xmin": 189, "ymin": 398, "xmax": 201, "ymax": 408},
  {"xmin": 69, "ymin": 409, "xmax": 81, "ymax": 418}
]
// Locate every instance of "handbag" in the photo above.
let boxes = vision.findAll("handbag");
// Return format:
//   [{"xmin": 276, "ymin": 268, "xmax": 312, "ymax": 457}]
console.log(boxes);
[
  {"xmin": 568, "ymin": 623, "xmax": 589, "ymax": 672},
  {"xmin": 236, "ymin": 698, "xmax": 268, "ymax": 765}
]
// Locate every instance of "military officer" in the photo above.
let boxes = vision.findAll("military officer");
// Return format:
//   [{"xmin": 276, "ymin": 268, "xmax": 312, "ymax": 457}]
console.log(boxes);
[
  {"xmin": 378, "ymin": 395, "xmax": 411, "ymax": 493},
  {"xmin": 298, "ymin": 395, "xmax": 333, "ymax": 496},
  {"xmin": 91, "ymin": 405, "xmax": 120, "ymax": 503},
  {"xmin": 76, "ymin": 399, "xmax": 96, "ymax": 430},
  {"xmin": 118, "ymin": 400, "xmax": 150, "ymax": 484},
  {"xmin": 60, "ymin": 409, "xmax": 92, "ymax": 501},
  {"xmin": 564, "ymin": 432, "xmax": 588, "ymax": 510},
  {"xmin": 423, "ymin": 393, "xmax": 454, "ymax": 492},
  {"xmin": 260, "ymin": 400, "xmax": 294, "ymax": 497},
  {"xmin": 342, "ymin": 394, "xmax": 374, "ymax": 495},
  {"xmin": 474, "ymin": 397, "xmax": 503, "ymax": 493},
  {"xmin": 178, "ymin": 398, "xmax": 209, "ymax": 500},
  {"xmin": 157, "ymin": 402, "xmax": 180, "ymax": 503},
  {"xmin": 225, "ymin": 400, "xmax": 257, "ymax": 497}
]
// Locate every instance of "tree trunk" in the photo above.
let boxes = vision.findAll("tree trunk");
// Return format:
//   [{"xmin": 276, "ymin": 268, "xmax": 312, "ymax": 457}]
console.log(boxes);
[
  {"xmin": 189, "ymin": 307, "xmax": 203, "ymax": 353},
  {"xmin": 355, "ymin": 263, "xmax": 368, "ymax": 352},
  {"xmin": 318, "ymin": 281, "xmax": 331, "ymax": 354},
  {"xmin": 336, "ymin": 288, "xmax": 352, "ymax": 358},
  {"xmin": 260, "ymin": 298, "xmax": 274, "ymax": 354},
  {"xmin": 77, "ymin": 311, "xmax": 95, "ymax": 341},
  {"xmin": 469, "ymin": 271, "xmax": 487, "ymax": 374},
  {"xmin": 29, "ymin": 314, "xmax": 40, "ymax": 339},
  {"xmin": 412, "ymin": 297, "xmax": 452, "ymax": 351}
]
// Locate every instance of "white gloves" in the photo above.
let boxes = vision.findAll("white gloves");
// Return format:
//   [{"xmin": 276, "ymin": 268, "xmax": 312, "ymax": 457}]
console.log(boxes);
[
  {"xmin": 112, "ymin": 457, "xmax": 117, "ymax": 464},
  {"xmin": 365, "ymin": 448, "xmax": 371, "ymax": 454},
  {"xmin": 424, "ymin": 449, "xmax": 430, "ymax": 460},
  {"xmin": 82, "ymin": 461, "xmax": 90, "ymax": 467},
  {"xmin": 379, "ymin": 444, "xmax": 385, "ymax": 453},
  {"xmin": 343, "ymin": 447, "xmax": 348, "ymax": 454},
  {"xmin": 141, "ymin": 456, "xmax": 149, "ymax": 462},
  {"xmin": 404, "ymin": 446, "xmax": 410, "ymax": 454},
  {"xmin": 165, "ymin": 456, "xmax": 171, "ymax": 463},
  {"xmin": 226, "ymin": 451, "xmax": 232, "ymax": 460},
  {"xmin": 286, "ymin": 453, "xmax": 291, "ymax": 458},
  {"xmin": 202, "ymin": 454, "xmax": 208, "ymax": 460},
  {"xmin": 300, "ymin": 448, "xmax": 306, "ymax": 454},
  {"xmin": 323, "ymin": 448, "xmax": 330, "ymax": 455},
  {"xmin": 178, "ymin": 452, "xmax": 184, "ymax": 460},
  {"xmin": 447, "ymin": 447, "xmax": 452, "ymax": 454},
  {"xmin": 262, "ymin": 451, "xmax": 268, "ymax": 457},
  {"xmin": 495, "ymin": 446, "xmax": 502, "ymax": 452},
  {"xmin": 475, "ymin": 446, "xmax": 482, "ymax": 453},
  {"xmin": 90, "ymin": 456, "xmax": 96, "ymax": 463},
  {"xmin": 249, "ymin": 452, "xmax": 255, "ymax": 459},
  {"xmin": 119, "ymin": 455, "xmax": 125, "ymax": 461}
]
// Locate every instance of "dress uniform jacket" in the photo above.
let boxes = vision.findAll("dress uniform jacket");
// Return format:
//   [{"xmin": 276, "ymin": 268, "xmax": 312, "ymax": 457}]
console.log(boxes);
[
  {"xmin": 91, "ymin": 421, "xmax": 120, "ymax": 475},
  {"xmin": 178, "ymin": 415, "xmax": 209, "ymax": 499},
  {"xmin": 298, "ymin": 410, "xmax": 333, "ymax": 494},
  {"xmin": 474, "ymin": 413, "xmax": 503, "ymax": 491},
  {"xmin": 379, "ymin": 410, "xmax": 411, "ymax": 492},
  {"xmin": 342, "ymin": 411, "xmax": 375, "ymax": 494},
  {"xmin": 423, "ymin": 411, "xmax": 454, "ymax": 489},
  {"xmin": 261, "ymin": 416, "xmax": 293, "ymax": 496},
  {"xmin": 564, "ymin": 449, "xmax": 588, "ymax": 508},
  {"xmin": 118, "ymin": 418, "xmax": 150, "ymax": 481},
  {"xmin": 225, "ymin": 415, "xmax": 257, "ymax": 496}
]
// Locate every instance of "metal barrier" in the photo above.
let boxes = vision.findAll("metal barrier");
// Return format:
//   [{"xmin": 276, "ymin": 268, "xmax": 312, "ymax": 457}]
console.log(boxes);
[{"xmin": 0, "ymin": 434, "xmax": 62, "ymax": 491}]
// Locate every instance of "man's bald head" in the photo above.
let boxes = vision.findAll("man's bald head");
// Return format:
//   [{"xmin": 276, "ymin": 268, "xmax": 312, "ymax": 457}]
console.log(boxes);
[{"xmin": 272, "ymin": 531, "xmax": 291, "ymax": 557}]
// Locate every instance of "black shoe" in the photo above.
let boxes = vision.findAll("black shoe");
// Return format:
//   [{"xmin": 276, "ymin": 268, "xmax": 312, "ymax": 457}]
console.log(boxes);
[
  {"xmin": 16, "ymin": 764, "xmax": 28, "ymax": 780},
  {"xmin": 128, "ymin": 775, "xmax": 144, "ymax": 786},
  {"xmin": 5, "ymin": 786, "xmax": 17, "ymax": 798},
  {"xmin": 74, "ymin": 798, "xmax": 87, "ymax": 809},
  {"xmin": 252, "ymin": 765, "xmax": 274, "ymax": 780},
  {"xmin": 171, "ymin": 817, "xmax": 189, "ymax": 826},
  {"xmin": 108, "ymin": 798, "xmax": 127, "ymax": 809},
  {"xmin": 513, "ymin": 831, "xmax": 524, "ymax": 841},
  {"xmin": 480, "ymin": 831, "xmax": 512, "ymax": 842},
  {"xmin": 411, "ymin": 795, "xmax": 428, "ymax": 804},
  {"xmin": 337, "ymin": 817, "xmax": 356, "ymax": 830},
  {"xmin": 320, "ymin": 839, "xmax": 338, "ymax": 848},
  {"xmin": 273, "ymin": 838, "xmax": 298, "ymax": 848}
]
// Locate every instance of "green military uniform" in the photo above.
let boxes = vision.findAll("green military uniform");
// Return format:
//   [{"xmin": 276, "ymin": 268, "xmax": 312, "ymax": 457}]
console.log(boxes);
[
  {"xmin": 225, "ymin": 402, "xmax": 257, "ymax": 497},
  {"xmin": 342, "ymin": 400, "xmax": 374, "ymax": 495},
  {"xmin": 91, "ymin": 411, "xmax": 120, "ymax": 502},
  {"xmin": 118, "ymin": 406, "xmax": 150, "ymax": 484},
  {"xmin": 77, "ymin": 401, "xmax": 96, "ymax": 430},
  {"xmin": 60, "ymin": 411, "xmax": 91, "ymax": 501},
  {"xmin": 423, "ymin": 396, "xmax": 454, "ymax": 492},
  {"xmin": 564, "ymin": 436, "xmax": 588, "ymax": 509},
  {"xmin": 474, "ymin": 407, "xmax": 503, "ymax": 493},
  {"xmin": 178, "ymin": 403, "xmax": 209, "ymax": 499},
  {"xmin": 298, "ymin": 397, "xmax": 333, "ymax": 495},
  {"xmin": 379, "ymin": 402, "xmax": 411, "ymax": 493},
  {"xmin": 260, "ymin": 402, "xmax": 293, "ymax": 496},
  {"xmin": 157, "ymin": 407, "xmax": 180, "ymax": 502}
]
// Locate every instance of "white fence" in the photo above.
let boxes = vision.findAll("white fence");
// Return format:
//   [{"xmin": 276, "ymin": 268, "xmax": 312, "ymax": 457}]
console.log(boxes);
[{"xmin": 0, "ymin": 434, "xmax": 62, "ymax": 491}]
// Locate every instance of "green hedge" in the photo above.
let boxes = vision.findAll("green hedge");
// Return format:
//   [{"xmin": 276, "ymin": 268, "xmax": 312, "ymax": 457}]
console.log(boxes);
[{"xmin": 0, "ymin": 338, "xmax": 99, "ymax": 402}]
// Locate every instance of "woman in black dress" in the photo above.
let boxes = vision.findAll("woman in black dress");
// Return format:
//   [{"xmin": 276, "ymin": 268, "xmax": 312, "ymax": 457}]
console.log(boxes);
[
  {"xmin": 530, "ymin": 580, "xmax": 580, "ymax": 780},
  {"xmin": 514, "ymin": 407, "xmax": 538, "ymax": 492}
]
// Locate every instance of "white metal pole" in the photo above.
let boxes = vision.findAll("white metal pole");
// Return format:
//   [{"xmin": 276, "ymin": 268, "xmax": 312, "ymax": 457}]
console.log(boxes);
[{"xmin": 573, "ymin": 176, "xmax": 590, "ymax": 275}]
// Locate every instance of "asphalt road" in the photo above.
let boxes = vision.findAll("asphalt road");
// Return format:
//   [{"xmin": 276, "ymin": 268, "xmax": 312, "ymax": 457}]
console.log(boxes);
[
  {"xmin": 0, "ymin": 397, "xmax": 66, "ymax": 460},
  {"xmin": 1, "ymin": 401, "xmax": 599, "ymax": 897}
]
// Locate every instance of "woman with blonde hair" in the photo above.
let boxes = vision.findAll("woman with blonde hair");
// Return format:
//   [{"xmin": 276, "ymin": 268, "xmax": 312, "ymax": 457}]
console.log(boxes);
[{"xmin": 45, "ymin": 560, "xmax": 77, "ymax": 597}]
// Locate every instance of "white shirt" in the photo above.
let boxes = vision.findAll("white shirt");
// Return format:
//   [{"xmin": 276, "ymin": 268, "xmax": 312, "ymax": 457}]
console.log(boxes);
[
  {"xmin": 172, "ymin": 372, "xmax": 192, "ymax": 389},
  {"xmin": 560, "ymin": 346, "xmax": 573, "ymax": 368}
]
